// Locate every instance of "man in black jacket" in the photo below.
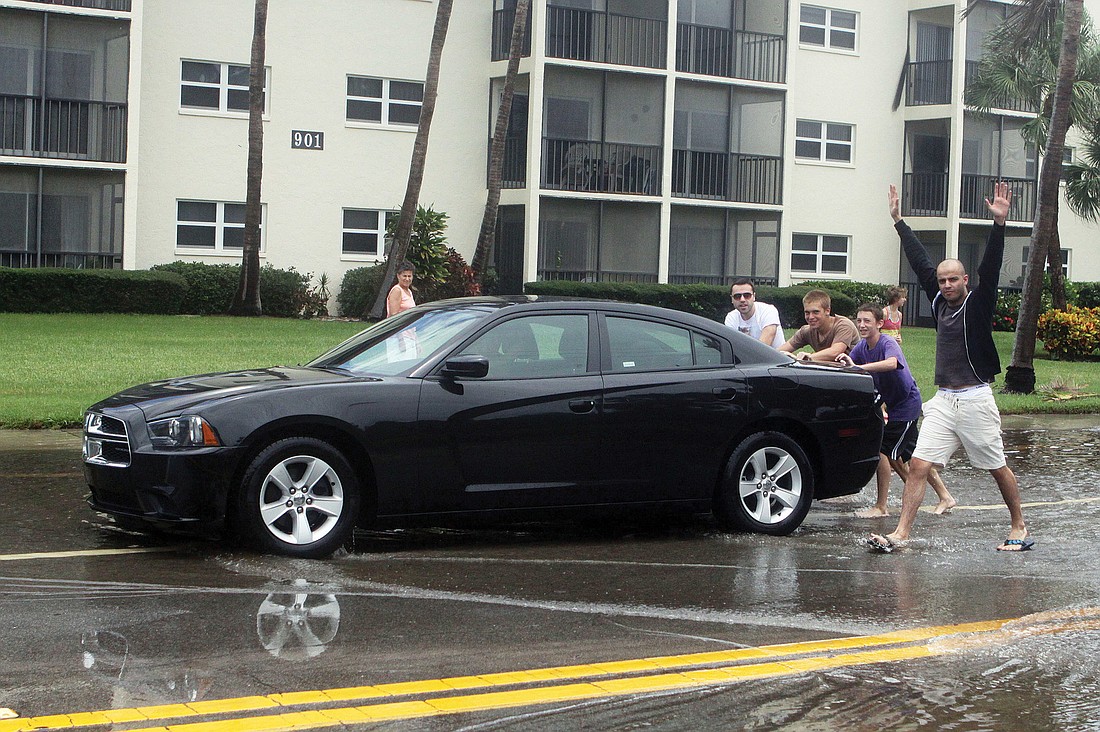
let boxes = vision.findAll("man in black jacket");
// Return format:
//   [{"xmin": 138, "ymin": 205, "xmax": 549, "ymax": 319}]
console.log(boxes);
[{"xmin": 866, "ymin": 181, "xmax": 1032, "ymax": 553}]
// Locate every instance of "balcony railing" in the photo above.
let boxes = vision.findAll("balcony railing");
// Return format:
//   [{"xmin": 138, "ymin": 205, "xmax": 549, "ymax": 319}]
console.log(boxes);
[
  {"xmin": 906, "ymin": 60, "xmax": 953, "ymax": 106},
  {"xmin": 489, "ymin": 136, "xmax": 527, "ymax": 189},
  {"xmin": 0, "ymin": 250, "xmax": 121, "ymax": 269},
  {"xmin": 901, "ymin": 172, "xmax": 948, "ymax": 217},
  {"xmin": 964, "ymin": 61, "xmax": 1037, "ymax": 113},
  {"xmin": 546, "ymin": 5, "xmax": 666, "ymax": 69},
  {"xmin": 669, "ymin": 274, "xmax": 778, "ymax": 286},
  {"xmin": 1, "ymin": 95, "xmax": 127, "ymax": 163},
  {"xmin": 537, "ymin": 269, "xmax": 657, "ymax": 284},
  {"xmin": 671, "ymin": 150, "xmax": 783, "ymax": 205},
  {"xmin": 542, "ymin": 138, "xmax": 661, "ymax": 195},
  {"xmin": 23, "ymin": 0, "xmax": 131, "ymax": 9},
  {"xmin": 960, "ymin": 174, "xmax": 1035, "ymax": 222},
  {"xmin": 675, "ymin": 24, "xmax": 786, "ymax": 83},
  {"xmin": 491, "ymin": 7, "xmax": 532, "ymax": 61}
]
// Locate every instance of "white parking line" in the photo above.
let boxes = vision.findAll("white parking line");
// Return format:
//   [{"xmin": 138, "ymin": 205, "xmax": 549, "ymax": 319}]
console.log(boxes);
[{"xmin": 0, "ymin": 547, "xmax": 180, "ymax": 562}]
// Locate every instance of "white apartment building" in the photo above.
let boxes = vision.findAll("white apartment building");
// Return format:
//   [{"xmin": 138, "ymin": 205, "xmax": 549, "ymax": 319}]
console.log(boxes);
[{"xmin": 2, "ymin": 0, "xmax": 1098, "ymax": 324}]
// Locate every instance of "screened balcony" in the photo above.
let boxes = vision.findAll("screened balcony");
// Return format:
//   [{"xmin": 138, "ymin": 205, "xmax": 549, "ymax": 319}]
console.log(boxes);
[
  {"xmin": 671, "ymin": 151, "xmax": 781, "ymax": 204},
  {"xmin": 960, "ymin": 174, "xmax": 1035, "ymax": 222},
  {"xmin": 901, "ymin": 172, "xmax": 948, "ymax": 217},
  {"xmin": 542, "ymin": 138, "xmax": 660, "ymax": 195},
  {"xmin": 964, "ymin": 61, "xmax": 1036, "ymax": 113},
  {"xmin": 668, "ymin": 206, "xmax": 779, "ymax": 286},
  {"xmin": 23, "ymin": 0, "xmax": 131, "ymax": 9},
  {"xmin": 538, "ymin": 199, "xmax": 660, "ymax": 283},
  {"xmin": 491, "ymin": 4, "xmax": 532, "ymax": 61},
  {"xmin": 0, "ymin": 96, "xmax": 127, "ymax": 163},
  {"xmin": 675, "ymin": 25, "xmax": 786, "ymax": 83},
  {"xmin": 906, "ymin": 59, "xmax": 952, "ymax": 106},
  {"xmin": 546, "ymin": 2, "xmax": 667, "ymax": 70}
]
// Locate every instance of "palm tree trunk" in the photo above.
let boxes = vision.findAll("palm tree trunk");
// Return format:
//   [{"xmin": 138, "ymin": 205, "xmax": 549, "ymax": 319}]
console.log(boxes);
[
  {"xmin": 369, "ymin": 0, "xmax": 454, "ymax": 320},
  {"xmin": 1004, "ymin": 0, "xmax": 1083, "ymax": 393},
  {"xmin": 229, "ymin": 0, "xmax": 267, "ymax": 316},
  {"xmin": 472, "ymin": 0, "xmax": 531, "ymax": 286}
]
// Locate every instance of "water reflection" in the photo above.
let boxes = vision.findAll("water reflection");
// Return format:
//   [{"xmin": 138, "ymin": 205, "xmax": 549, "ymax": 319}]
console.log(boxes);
[{"xmin": 80, "ymin": 580, "xmax": 341, "ymax": 704}]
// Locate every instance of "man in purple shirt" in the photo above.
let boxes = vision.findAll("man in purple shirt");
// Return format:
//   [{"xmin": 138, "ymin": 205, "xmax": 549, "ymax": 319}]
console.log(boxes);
[{"xmin": 837, "ymin": 303, "xmax": 956, "ymax": 520}]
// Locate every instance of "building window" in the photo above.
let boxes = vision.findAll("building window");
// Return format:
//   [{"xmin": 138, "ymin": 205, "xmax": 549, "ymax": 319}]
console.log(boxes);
[
  {"xmin": 791, "ymin": 233, "xmax": 849, "ymax": 275},
  {"xmin": 1022, "ymin": 246, "xmax": 1070, "ymax": 279},
  {"xmin": 795, "ymin": 120, "xmax": 853, "ymax": 163},
  {"xmin": 799, "ymin": 5, "xmax": 857, "ymax": 51},
  {"xmin": 342, "ymin": 209, "xmax": 396, "ymax": 257},
  {"xmin": 176, "ymin": 200, "xmax": 263, "ymax": 253},
  {"xmin": 180, "ymin": 60, "xmax": 268, "ymax": 114},
  {"xmin": 346, "ymin": 76, "xmax": 424, "ymax": 127}
]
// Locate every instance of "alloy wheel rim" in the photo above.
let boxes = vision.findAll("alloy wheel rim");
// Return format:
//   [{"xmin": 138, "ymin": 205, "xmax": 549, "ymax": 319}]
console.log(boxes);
[{"xmin": 258, "ymin": 455, "xmax": 345, "ymax": 545}]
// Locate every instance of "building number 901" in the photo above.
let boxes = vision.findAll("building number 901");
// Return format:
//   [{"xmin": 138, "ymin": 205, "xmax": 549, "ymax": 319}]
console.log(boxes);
[{"xmin": 291, "ymin": 130, "xmax": 324, "ymax": 150}]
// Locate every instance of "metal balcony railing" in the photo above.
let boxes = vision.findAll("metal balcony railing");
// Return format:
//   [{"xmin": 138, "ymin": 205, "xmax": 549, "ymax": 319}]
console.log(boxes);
[
  {"xmin": 964, "ymin": 61, "xmax": 1037, "ymax": 113},
  {"xmin": 0, "ymin": 250, "xmax": 121, "ymax": 269},
  {"xmin": 537, "ymin": 269, "xmax": 658, "ymax": 284},
  {"xmin": 546, "ymin": 5, "xmax": 666, "ymax": 69},
  {"xmin": 0, "ymin": 95, "xmax": 127, "ymax": 163},
  {"xmin": 671, "ymin": 150, "xmax": 783, "ymax": 205},
  {"xmin": 491, "ymin": 7, "xmax": 532, "ymax": 61},
  {"xmin": 901, "ymin": 172, "xmax": 948, "ymax": 217},
  {"xmin": 668, "ymin": 273, "xmax": 778, "ymax": 286},
  {"xmin": 22, "ymin": 0, "xmax": 131, "ymax": 9},
  {"xmin": 960, "ymin": 174, "xmax": 1035, "ymax": 222},
  {"xmin": 906, "ymin": 60, "xmax": 953, "ymax": 106},
  {"xmin": 488, "ymin": 136, "xmax": 527, "ymax": 189},
  {"xmin": 675, "ymin": 23, "xmax": 787, "ymax": 83},
  {"xmin": 542, "ymin": 138, "xmax": 661, "ymax": 195}
]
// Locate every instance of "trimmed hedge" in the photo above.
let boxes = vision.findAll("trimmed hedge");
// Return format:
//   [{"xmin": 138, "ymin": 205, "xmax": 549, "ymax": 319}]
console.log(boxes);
[
  {"xmin": 0, "ymin": 267, "xmax": 187, "ymax": 314},
  {"xmin": 336, "ymin": 264, "xmax": 386, "ymax": 318},
  {"xmin": 796, "ymin": 280, "xmax": 891, "ymax": 308},
  {"xmin": 150, "ymin": 261, "xmax": 312, "ymax": 317},
  {"xmin": 521, "ymin": 280, "xmax": 855, "ymax": 329}
]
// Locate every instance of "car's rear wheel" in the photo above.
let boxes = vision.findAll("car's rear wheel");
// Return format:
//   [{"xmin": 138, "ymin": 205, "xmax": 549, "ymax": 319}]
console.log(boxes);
[
  {"xmin": 715, "ymin": 431, "xmax": 813, "ymax": 536},
  {"xmin": 238, "ymin": 437, "xmax": 361, "ymax": 558}
]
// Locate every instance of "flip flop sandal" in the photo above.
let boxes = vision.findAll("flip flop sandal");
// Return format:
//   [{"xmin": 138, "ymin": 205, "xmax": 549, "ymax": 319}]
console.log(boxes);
[{"xmin": 997, "ymin": 538, "xmax": 1035, "ymax": 552}]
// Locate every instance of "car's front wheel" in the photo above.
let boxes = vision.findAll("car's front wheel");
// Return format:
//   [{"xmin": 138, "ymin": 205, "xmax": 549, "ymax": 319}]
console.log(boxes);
[
  {"xmin": 715, "ymin": 431, "xmax": 813, "ymax": 536},
  {"xmin": 238, "ymin": 437, "xmax": 361, "ymax": 558}
]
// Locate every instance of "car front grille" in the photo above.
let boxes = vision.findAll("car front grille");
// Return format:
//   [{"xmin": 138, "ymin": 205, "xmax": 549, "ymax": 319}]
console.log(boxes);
[{"xmin": 83, "ymin": 412, "xmax": 131, "ymax": 468}]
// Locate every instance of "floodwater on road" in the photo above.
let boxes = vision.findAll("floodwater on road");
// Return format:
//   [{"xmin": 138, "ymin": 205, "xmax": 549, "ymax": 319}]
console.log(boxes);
[{"xmin": 0, "ymin": 416, "xmax": 1098, "ymax": 730}]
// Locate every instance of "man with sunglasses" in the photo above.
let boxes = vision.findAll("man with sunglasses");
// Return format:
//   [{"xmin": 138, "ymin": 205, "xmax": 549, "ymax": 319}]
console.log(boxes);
[{"xmin": 724, "ymin": 278, "xmax": 785, "ymax": 348}]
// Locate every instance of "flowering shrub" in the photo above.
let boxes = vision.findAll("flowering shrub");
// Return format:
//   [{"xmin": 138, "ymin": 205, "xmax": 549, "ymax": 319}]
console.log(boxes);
[
  {"xmin": 992, "ymin": 290, "xmax": 1020, "ymax": 331},
  {"xmin": 1037, "ymin": 306, "xmax": 1100, "ymax": 360}
]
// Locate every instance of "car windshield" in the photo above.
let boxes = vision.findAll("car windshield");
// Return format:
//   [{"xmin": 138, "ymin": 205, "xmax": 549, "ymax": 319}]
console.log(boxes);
[{"xmin": 307, "ymin": 305, "xmax": 496, "ymax": 376}]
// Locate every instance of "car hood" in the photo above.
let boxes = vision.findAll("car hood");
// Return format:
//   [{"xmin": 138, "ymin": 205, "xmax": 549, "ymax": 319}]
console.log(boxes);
[{"xmin": 89, "ymin": 366, "xmax": 376, "ymax": 419}]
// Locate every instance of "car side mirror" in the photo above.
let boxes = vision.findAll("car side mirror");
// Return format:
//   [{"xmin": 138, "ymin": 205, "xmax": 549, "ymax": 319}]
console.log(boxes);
[{"xmin": 441, "ymin": 355, "xmax": 489, "ymax": 379}]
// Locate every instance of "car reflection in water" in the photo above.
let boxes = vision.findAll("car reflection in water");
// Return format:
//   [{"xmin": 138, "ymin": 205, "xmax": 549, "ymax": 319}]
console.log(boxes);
[{"xmin": 81, "ymin": 582, "xmax": 340, "ymax": 705}]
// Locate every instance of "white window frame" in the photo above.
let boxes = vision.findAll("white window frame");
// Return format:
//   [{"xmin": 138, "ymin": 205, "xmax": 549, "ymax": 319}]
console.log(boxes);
[
  {"xmin": 341, "ymin": 208, "xmax": 397, "ymax": 261},
  {"xmin": 791, "ymin": 233, "xmax": 850, "ymax": 276},
  {"xmin": 346, "ymin": 75, "xmax": 424, "ymax": 129},
  {"xmin": 794, "ymin": 119, "xmax": 854, "ymax": 165},
  {"xmin": 175, "ymin": 200, "xmax": 266, "ymax": 256},
  {"xmin": 798, "ymin": 5, "xmax": 858, "ymax": 53},
  {"xmin": 1022, "ymin": 246, "xmax": 1070, "ymax": 279},
  {"xmin": 180, "ymin": 60, "xmax": 270, "ymax": 117}
]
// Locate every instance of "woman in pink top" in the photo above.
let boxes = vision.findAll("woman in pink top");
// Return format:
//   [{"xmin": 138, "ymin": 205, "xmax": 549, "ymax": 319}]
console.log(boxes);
[
  {"xmin": 881, "ymin": 285, "xmax": 905, "ymax": 344},
  {"xmin": 386, "ymin": 261, "xmax": 416, "ymax": 317}
]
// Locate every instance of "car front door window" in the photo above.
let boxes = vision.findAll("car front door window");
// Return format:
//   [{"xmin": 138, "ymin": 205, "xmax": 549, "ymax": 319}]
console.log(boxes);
[{"xmin": 459, "ymin": 314, "xmax": 590, "ymax": 379}]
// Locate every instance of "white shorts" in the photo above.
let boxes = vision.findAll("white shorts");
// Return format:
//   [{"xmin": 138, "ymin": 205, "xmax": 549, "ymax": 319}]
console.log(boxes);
[{"xmin": 912, "ymin": 385, "xmax": 1007, "ymax": 470}]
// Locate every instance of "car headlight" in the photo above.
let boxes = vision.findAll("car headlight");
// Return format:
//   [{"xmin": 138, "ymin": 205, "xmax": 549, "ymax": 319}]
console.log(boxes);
[{"xmin": 148, "ymin": 415, "xmax": 221, "ymax": 448}]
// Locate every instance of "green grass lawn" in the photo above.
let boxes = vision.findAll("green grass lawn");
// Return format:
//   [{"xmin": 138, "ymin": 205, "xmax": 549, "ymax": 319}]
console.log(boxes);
[{"xmin": 1, "ymin": 313, "xmax": 1097, "ymax": 428}]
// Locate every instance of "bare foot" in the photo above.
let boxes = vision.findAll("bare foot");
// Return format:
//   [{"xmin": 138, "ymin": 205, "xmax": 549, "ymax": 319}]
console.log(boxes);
[
  {"xmin": 855, "ymin": 506, "xmax": 889, "ymax": 518},
  {"xmin": 933, "ymin": 497, "xmax": 957, "ymax": 515}
]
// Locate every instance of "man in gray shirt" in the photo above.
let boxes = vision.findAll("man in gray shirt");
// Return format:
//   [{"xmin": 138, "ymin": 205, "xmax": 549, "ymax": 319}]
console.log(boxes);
[{"xmin": 866, "ymin": 181, "xmax": 1031, "ymax": 553}]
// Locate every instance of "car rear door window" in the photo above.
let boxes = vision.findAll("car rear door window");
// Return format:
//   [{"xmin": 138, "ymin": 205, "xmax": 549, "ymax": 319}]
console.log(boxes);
[{"xmin": 459, "ymin": 314, "xmax": 589, "ymax": 379}]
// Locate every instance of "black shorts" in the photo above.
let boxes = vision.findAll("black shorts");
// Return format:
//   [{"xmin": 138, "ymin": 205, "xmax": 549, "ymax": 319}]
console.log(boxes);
[{"xmin": 882, "ymin": 418, "xmax": 919, "ymax": 461}]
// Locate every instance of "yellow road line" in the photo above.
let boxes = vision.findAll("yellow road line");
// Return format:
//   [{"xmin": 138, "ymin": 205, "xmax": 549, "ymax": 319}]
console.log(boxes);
[
  {"xmin": 0, "ymin": 619, "xmax": 1009, "ymax": 732},
  {"xmin": 0, "ymin": 547, "xmax": 180, "ymax": 562}
]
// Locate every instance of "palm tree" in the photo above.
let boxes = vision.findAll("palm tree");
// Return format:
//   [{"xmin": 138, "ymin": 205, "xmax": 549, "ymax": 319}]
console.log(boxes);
[
  {"xmin": 1065, "ymin": 121, "xmax": 1100, "ymax": 220},
  {"xmin": 471, "ymin": 0, "xmax": 531, "ymax": 287},
  {"xmin": 967, "ymin": 6, "xmax": 1100, "ymax": 312},
  {"xmin": 967, "ymin": 0, "xmax": 1085, "ymax": 394},
  {"xmin": 369, "ymin": 0, "xmax": 454, "ymax": 320},
  {"xmin": 229, "ymin": 0, "xmax": 268, "ymax": 316}
]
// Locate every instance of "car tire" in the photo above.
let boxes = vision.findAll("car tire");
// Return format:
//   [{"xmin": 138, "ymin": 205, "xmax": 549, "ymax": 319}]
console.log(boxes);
[
  {"xmin": 715, "ymin": 431, "xmax": 814, "ymax": 536},
  {"xmin": 238, "ymin": 437, "xmax": 361, "ymax": 558}
]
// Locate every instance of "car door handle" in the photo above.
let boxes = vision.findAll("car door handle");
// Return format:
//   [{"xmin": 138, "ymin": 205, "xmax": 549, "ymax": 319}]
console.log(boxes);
[
  {"xmin": 568, "ymin": 399, "xmax": 596, "ymax": 414},
  {"xmin": 712, "ymin": 387, "xmax": 737, "ymax": 401}
]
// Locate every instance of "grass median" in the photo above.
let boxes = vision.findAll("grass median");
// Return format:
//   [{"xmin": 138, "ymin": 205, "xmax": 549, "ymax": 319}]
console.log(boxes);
[{"xmin": 1, "ymin": 313, "xmax": 1098, "ymax": 428}]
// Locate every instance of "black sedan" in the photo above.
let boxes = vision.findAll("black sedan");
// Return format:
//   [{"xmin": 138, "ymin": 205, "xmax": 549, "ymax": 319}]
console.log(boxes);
[{"xmin": 83, "ymin": 297, "xmax": 882, "ymax": 558}]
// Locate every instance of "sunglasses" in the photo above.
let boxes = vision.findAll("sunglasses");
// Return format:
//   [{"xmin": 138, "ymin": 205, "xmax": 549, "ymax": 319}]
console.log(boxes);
[{"xmin": 731, "ymin": 292, "xmax": 754, "ymax": 300}]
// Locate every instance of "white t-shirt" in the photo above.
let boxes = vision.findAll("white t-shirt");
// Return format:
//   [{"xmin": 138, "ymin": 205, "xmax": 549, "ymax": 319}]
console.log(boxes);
[{"xmin": 724, "ymin": 301, "xmax": 785, "ymax": 348}]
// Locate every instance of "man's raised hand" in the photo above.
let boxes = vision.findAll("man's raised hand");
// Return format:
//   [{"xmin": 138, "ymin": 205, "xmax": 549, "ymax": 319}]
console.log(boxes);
[{"xmin": 985, "ymin": 180, "xmax": 1012, "ymax": 225}]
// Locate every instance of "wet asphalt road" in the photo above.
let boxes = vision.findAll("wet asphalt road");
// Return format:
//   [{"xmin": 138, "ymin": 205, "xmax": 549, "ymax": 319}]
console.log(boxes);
[{"xmin": 0, "ymin": 417, "xmax": 1099, "ymax": 731}]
